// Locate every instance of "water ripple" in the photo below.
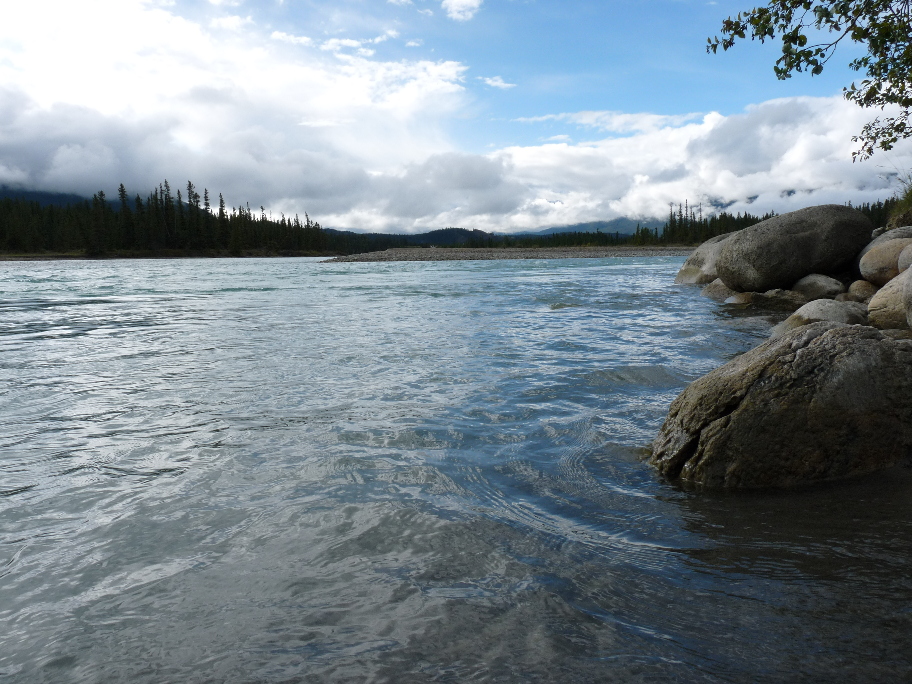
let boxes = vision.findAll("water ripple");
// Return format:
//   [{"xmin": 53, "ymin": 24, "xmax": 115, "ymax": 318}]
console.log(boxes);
[{"xmin": 1, "ymin": 257, "xmax": 910, "ymax": 682}]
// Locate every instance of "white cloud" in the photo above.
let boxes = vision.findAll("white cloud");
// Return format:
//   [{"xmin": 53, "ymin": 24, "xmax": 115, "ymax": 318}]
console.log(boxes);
[
  {"xmin": 0, "ymin": 1, "xmax": 908, "ymax": 234},
  {"xmin": 0, "ymin": 0, "xmax": 467, "ymax": 221},
  {"xmin": 210, "ymin": 15, "xmax": 253, "ymax": 30},
  {"xmin": 271, "ymin": 31, "xmax": 313, "ymax": 46},
  {"xmin": 418, "ymin": 9, "xmax": 434, "ymax": 16},
  {"xmin": 208, "ymin": 0, "xmax": 241, "ymax": 5},
  {"xmin": 442, "ymin": 0, "xmax": 482, "ymax": 21},
  {"xmin": 406, "ymin": 39, "xmax": 423, "ymax": 47},
  {"xmin": 480, "ymin": 76, "xmax": 516, "ymax": 89}
]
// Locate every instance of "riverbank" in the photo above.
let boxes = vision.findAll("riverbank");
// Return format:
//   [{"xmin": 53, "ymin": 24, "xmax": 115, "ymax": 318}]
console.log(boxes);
[{"xmin": 324, "ymin": 245, "xmax": 693, "ymax": 262}]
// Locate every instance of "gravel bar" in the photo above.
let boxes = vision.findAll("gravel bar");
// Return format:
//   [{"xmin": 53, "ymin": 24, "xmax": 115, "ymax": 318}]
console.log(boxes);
[{"xmin": 324, "ymin": 246, "xmax": 693, "ymax": 263}]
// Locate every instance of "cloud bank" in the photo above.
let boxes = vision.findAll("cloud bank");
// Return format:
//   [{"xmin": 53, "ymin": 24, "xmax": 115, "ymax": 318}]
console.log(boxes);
[{"xmin": 1, "ymin": 0, "xmax": 910, "ymax": 233}]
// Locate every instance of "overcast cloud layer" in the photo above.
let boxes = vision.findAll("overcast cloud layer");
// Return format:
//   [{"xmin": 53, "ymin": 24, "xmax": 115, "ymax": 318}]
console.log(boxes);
[{"xmin": 2, "ymin": 0, "xmax": 911, "ymax": 232}]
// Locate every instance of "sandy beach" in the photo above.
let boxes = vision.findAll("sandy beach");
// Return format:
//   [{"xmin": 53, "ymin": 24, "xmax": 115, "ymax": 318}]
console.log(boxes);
[{"xmin": 324, "ymin": 245, "xmax": 693, "ymax": 262}]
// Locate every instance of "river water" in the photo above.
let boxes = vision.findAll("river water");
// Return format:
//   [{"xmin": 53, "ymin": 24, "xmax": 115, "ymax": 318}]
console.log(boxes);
[{"xmin": 1, "ymin": 257, "xmax": 911, "ymax": 683}]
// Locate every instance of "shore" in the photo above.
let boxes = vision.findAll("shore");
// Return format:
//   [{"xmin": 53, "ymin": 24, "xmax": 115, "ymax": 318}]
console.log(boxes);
[{"xmin": 324, "ymin": 245, "xmax": 693, "ymax": 263}]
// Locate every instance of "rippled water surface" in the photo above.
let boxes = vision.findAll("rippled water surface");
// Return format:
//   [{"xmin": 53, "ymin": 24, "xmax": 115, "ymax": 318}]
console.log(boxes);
[{"xmin": 2, "ymin": 257, "xmax": 911, "ymax": 683}]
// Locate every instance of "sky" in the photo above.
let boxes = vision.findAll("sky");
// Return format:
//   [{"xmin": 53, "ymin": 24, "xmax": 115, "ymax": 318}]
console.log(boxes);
[{"xmin": 1, "ymin": 0, "xmax": 911, "ymax": 232}]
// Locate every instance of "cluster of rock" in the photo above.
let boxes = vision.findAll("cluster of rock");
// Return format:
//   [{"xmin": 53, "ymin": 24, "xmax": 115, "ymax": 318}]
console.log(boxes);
[{"xmin": 651, "ymin": 204, "xmax": 912, "ymax": 489}]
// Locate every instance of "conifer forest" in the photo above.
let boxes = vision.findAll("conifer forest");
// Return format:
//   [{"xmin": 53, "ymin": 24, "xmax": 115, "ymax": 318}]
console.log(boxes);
[{"xmin": 0, "ymin": 181, "xmax": 897, "ymax": 257}]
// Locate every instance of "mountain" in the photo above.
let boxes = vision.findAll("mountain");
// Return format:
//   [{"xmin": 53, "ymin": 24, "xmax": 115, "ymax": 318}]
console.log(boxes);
[
  {"xmin": 519, "ymin": 217, "xmax": 664, "ymax": 236},
  {"xmin": 0, "ymin": 186, "xmax": 88, "ymax": 207}
]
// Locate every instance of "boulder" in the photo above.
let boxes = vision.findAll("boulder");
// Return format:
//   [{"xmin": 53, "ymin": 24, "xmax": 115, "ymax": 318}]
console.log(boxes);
[
  {"xmin": 650, "ymin": 323, "xmax": 912, "ymax": 489},
  {"xmin": 899, "ymin": 244, "xmax": 912, "ymax": 274},
  {"xmin": 856, "ymin": 225, "xmax": 912, "ymax": 264},
  {"xmin": 868, "ymin": 269, "xmax": 912, "ymax": 330},
  {"xmin": 754, "ymin": 289, "xmax": 810, "ymax": 311},
  {"xmin": 770, "ymin": 299, "xmax": 868, "ymax": 338},
  {"xmin": 675, "ymin": 232, "xmax": 735, "ymax": 285},
  {"xmin": 835, "ymin": 292, "xmax": 866, "ymax": 303},
  {"xmin": 848, "ymin": 279, "xmax": 879, "ymax": 301},
  {"xmin": 715, "ymin": 205, "xmax": 873, "ymax": 292},
  {"xmin": 724, "ymin": 292, "xmax": 754, "ymax": 305},
  {"xmin": 858, "ymin": 238, "xmax": 912, "ymax": 286},
  {"xmin": 791, "ymin": 273, "xmax": 846, "ymax": 300},
  {"xmin": 723, "ymin": 289, "xmax": 808, "ymax": 311},
  {"xmin": 906, "ymin": 273, "xmax": 912, "ymax": 329},
  {"xmin": 701, "ymin": 278, "xmax": 738, "ymax": 302}
]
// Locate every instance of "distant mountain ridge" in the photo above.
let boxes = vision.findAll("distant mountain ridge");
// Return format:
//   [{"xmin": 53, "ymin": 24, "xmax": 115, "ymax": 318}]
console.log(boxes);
[
  {"xmin": 515, "ymin": 217, "xmax": 664, "ymax": 236},
  {"xmin": 0, "ymin": 185, "xmax": 662, "ymax": 244},
  {"xmin": 0, "ymin": 186, "xmax": 88, "ymax": 207}
]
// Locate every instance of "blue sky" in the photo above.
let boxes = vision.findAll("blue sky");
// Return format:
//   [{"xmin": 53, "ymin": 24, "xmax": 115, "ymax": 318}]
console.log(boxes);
[{"xmin": 0, "ymin": 0, "xmax": 906, "ymax": 231}]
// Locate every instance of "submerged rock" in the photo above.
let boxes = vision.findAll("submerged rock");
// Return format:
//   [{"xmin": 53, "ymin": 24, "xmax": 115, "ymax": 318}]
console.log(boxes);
[
  {"xmin": 770, "ymin": 299, "xmax": 867, "ymax": 337},
  {"xmin": 650, "ymin": 323, "xmax": 912, "ymax": 489},
  {"xmin": 723, "ymin": 289, "xmax": 808, "ymax": 311},
  {"xmin": 701, "ymin": 278, "xmax": 738, "ymax": 302},
  {"xmin": 675, "ymin": 232, "xmax": 735, "ymax": 285},
  {"xmin": 868, "ymin": 269, "xmax": 912, "ymax": 330},
  {"xmin": 715, "ymin": 205, "xmax": 872, "ymax": 292},
  {"xmin": 791, "ymin": 274, "xmax": 845, "ymax": 300}
]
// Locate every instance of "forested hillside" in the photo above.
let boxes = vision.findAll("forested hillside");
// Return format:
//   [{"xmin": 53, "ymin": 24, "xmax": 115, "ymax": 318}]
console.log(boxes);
[{"xmin": 0, "ymin": 182, "xmax": 898, "ymax": 257}]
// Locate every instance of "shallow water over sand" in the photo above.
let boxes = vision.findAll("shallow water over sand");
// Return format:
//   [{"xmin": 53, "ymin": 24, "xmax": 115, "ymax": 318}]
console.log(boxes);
[{"xmin": 1, "ymin": 257, "xmax": 911, "ymax": 682}]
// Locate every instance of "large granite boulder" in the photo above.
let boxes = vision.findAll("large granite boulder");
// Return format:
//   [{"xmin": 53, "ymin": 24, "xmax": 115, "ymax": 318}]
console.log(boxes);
[
  {"xmin": 650, "ymin": 323, "xmax": 912, "ymax": 489},
  {"xmin": 715, "ymin": 205, "xmax": 873, "ymax": 292},
  {"xmin": 859, "ymin": 238, "xmax": 912, "ymax": 286},
  {"xmin": 791, "ymin": 273, "xmax": 846, "ymax": 300},
  {"xmin": 856, "ymin": 225, "xmax": 912, "ymax": 264},
  {"xmin": 868, "ymin": 269, "xmax": 912, "ymax": 330},
  {"xmin": 770, "ymin": 299, "xmax": 868, "ymax": 337},
  {"xmin": 675, "ymin": 232, "xmax": 735, "ymax": 285}
]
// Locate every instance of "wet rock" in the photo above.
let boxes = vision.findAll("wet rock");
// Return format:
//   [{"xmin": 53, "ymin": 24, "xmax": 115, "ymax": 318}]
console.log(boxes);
[
  {"xmin": 770, "ymin": 299, "xmax": 868, "ymax": 338},
  {"xmin": 868, "ymin": 269, "xmax": 912, "ymax": 330},
  {"xmin": 650, "ymin": 323, "xmax": 912, "ymax": 489},
  {"xmin": 675, "ymin": 232, "xmax": 735, "ymax": 285},
  {"xmin": 716, "ymin": 205, "xmax": 872, "ymax": 292},
  {"xmin": 791, "ymin": 274, "xmax": 846, "ymax": 300},
  {"xmin": 723, "ymin": 289, "xmax": 808, "ymax": 311},
  {"xmin": 724, "ymin": 292, "xmax": 754, "ymax": 305},
  {"xmin": 754, "ymin": 289, "xmax": 810, "ymax": 311},
  {"xmin": 859, "ymin": 238, "xmax": 912, "ymax": 286},
  {"xmin": 701, "ymin": 278, "xmax": 738, "ymax": 302},
  {"xmin": 849, "ymin": 279, "xmax": 879, "ymax": 302}
]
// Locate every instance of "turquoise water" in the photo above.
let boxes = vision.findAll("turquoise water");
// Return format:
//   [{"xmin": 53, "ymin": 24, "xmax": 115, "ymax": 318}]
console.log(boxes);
[{"xmin": 1, "ymin": 257, "xmax": 911, "ymax": 682}]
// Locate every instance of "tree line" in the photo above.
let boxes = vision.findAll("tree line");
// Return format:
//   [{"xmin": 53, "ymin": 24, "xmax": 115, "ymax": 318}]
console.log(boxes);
[
  {"xmin": 0, "ymin": 181, "xmax": 899, "ymax": 256},
  {"xmin": 0, "ymin": 180, "xmax": 327, "ymax": 256}
]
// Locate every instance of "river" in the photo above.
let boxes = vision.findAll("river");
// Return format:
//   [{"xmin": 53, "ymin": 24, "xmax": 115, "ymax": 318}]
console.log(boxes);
[{"xmin": 1, "ymin": 256, "xmax": 910, "ymax": 682}]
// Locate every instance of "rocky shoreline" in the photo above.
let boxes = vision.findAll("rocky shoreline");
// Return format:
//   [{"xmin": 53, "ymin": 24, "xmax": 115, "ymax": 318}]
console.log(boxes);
[
  {"xmin": 654, "ymin": 204, "xmax": 912, "ymax": 489},
  {"xmin": 323, "ymin": 246, "xmax": 693, "ymax": 262}
]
